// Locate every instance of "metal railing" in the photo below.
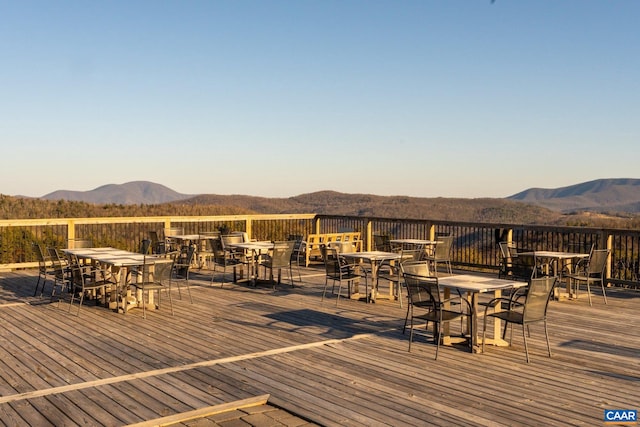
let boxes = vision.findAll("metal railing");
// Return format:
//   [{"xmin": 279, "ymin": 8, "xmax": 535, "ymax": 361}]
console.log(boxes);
[{"xmin": 1, "ymin": 214, "xmax": 639, "ymax": 287}]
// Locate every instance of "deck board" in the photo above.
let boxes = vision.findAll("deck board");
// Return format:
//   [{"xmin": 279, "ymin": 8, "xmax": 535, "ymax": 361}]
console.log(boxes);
[{"xmin": 0, "ymin": 267, "xmax": 638, "ymax": 426}]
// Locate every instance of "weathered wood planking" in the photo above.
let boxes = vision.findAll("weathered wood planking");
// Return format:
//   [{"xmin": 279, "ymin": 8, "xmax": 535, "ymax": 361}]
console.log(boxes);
[{"xmin": 0, "ymin": 268, "xmax": 638, "ymax": 426}]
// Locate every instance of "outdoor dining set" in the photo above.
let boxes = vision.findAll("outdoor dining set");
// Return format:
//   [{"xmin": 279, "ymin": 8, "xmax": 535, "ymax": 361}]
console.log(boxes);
[{"xmin": 30, "ymin": 228, "xmax": 611, "ymax": 363}]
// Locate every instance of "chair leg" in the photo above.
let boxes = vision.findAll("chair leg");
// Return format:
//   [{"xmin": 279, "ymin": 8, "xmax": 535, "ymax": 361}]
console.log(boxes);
[
  {"xmin": 482, "ymin": 315, "xmax": 488, "ymax": 354},
  {"xmin": 434, "ymin": 321, "xmax": 441, "ymax": 360},
  {"xmin": 185, "ymin": 279, "xmax": 192, "ymax": 303},
  {"xmin": 522, "ymin": 325, "xmax": 530, "ymax": 363},
  {"xmin": 166, "ymin": 285, "xmax": 174, "ymax": 316},
  {"xmin": 544, "ymin": 320, "xmax": 551, "ymax": 358},
  {"xmin": 402, "ymin": 305, "xmax": 411, "ymax": 334},
  {"xmin": 336, "ymin": 280, "xmax": 344, "ymax": 306},
  {"xmin": 586, "ymin": 281, "xmax": 593, "ymax": 306},
  {"xmin": 34, "ymin": 275, "xmax": 44, "ymax": 297},
  {"xmin": 74, "ymin": 290, "xmax": 85, "ymax": 316},
  {"xmin": 600, "ymin": 279, "xmax": 608, "ymax": 305},
  {"xmin": 141, "ymin": 289, "xmax": 146, "ymax": 319},
  {"xmin": 408, "ymin": 316, "xmax": 414, "ymax": 352},
  {"xmin": 68, "ymin": 287, "xmax": 76, "ymax": 312}
]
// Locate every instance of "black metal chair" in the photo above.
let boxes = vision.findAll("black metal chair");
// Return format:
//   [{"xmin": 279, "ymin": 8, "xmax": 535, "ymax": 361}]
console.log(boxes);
[
  {"xmin": 399, "ymin": 261, "xmax": 432, "ymax": 334},
  {"xmin": 172, "ymin": 245, "xmax": 194, "ymax": 303},
  {"xmin": 149, "ymin": 230, "xmax": 166, "ymax": 254},
  {"xmin": 47, "ymin": 247, "xmax": 71, "ymax": 302},
  {"xmin": 424, "ymin": 235, "xmax": 454, "ymax": 275},
  {"xmin": 287, "ymin": 234, "xmax": 305, "ymax": 282},
  {"xmin": 482, "ymin": 276, "xmax": 557, "ymax": 363},
  {"xmin": 208, "ymin": 237, "xmax": 242, "ymax": 286},
  {"xmin": 68, "ymin": 253, "xmax": 111, "ymax": 316},
  {"xmin": 32, "ymin": 242, "xmax": 54, "ymax": 297},
  {"xmin": 260, "ymin": 240, "xmax": 295, "ymax": 289},
  {"xmin": 402, "ymin": 271, "xmax": 471, "ymax": 360},
  {"xmin": 320, "ymin": 246, "xmax": 368, "ymax": 306},
  {"xmin": 132, "ymin": 259, "xmax": 174, "ymax": 318},
  {"xmin": 373, "ymin": 234, "xmax": 392, "ymax": 252},
  {"xmin": 565, "ymin": 249, "xmax": 609, "ymax": 306}
]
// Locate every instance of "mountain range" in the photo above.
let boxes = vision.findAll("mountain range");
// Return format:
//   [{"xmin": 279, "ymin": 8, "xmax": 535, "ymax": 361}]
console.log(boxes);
[
  {"xmin": 507, "ymin": 178, "xmax": 640, "ymax": 213},
  {"xmin": 39, "ymin": 178, "xmax": 640, "ymax": 215},
  {"xmin": 41, "ymin": 181, "xmax": 194, "ymax": 205}
]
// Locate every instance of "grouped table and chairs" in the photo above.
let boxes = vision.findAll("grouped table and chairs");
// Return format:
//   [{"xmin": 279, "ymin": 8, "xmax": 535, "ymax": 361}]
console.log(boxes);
[
  {"xmin": 31, "ymin": 231, "xmax": 602, "ymax": 363},
  {"xmin": 62, "ymin": 247, "xmax": 158, "ymax": 314},
  {"xmin": 338, "ymin": 250, "xmax": 402, "ymax": 303},
  {"xmin": 320, "ymin": 245, "xmax": 369, "ymax": 305},
  {"xmin": 50, "ymin": 246, "xmax": 179, "ymax": 317},
  {"xmin": 498, "ymin": 241, "xmax": 599, "ymax": 302},
  {"xmin": 401, "ymin": 266, "xmax": 537, "ymax": 359}
]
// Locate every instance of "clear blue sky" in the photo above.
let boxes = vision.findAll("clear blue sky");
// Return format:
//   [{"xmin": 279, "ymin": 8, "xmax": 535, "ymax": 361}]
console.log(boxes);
[{"xmin": 2, "ymin": 1, "xmax": 638, "ymax": 199}]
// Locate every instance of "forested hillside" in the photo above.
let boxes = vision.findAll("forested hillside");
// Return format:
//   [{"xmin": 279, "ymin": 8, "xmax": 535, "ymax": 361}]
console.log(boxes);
[
  {"xmin": 2, "ymin": 192, "xmax": 640, "ymax": 228},
  {"xmin": 0, "ymin": 195, "xmax": 253, "ymax": 219}
]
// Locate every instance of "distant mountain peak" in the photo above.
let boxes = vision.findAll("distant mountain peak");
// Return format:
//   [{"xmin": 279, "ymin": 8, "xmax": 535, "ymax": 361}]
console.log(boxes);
[
  {"xmin": 41, "ymin": 181, "xmax": 194, "ymax": 205},
  {"xmin": 507, "ymin": 178, "xmax": 640, "ymax": 213}
]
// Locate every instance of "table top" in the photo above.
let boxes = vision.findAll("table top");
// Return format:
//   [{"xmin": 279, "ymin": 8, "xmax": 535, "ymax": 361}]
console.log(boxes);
[
  {"xmin": 340, "ymin": 251, "xmax": 402, "ymax": 261},
  {"xmin": 389, "ymin": 239, "xmax": 439, "ymax": 245},
  {"xmin": 518, "ymin": 251, "xmax": 589, "ymax": 259},
  {"xmin": 438, "ymin": 274, "xmax": 527, "ymax": 293},
  {"xmin": 226, "ymin": 241, "xmax": 275, "ymax": 250},
  {"xmin": 62, "ymin": 247, "xmax": 162, "ymax": 266},
  {"xmin": 168, "ymin": 234, "xmax": 203, "ymax": 240}
]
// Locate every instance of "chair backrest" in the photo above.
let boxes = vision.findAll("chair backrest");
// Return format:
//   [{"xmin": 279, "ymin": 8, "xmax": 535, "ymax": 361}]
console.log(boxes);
[
  {"xmin": 175, "ymin": 245, "xmax": 195, "ymax": 275},
  {"xmin": 140, "ymin": 239, "xmax": 152, "ymax": 255},
  {"xmin": 149, "ymin": 231, "xmax": 166, "ymax": 253},
  {"xmin": 67, "ymin": 239, "xmax": 93, "ymax": 249},
  {"xmin": 320, "ymin": 246, "xmax": 343, "ymax": 278},
  {"xmin": 402, "ymin": 273, "xmax": 440, "ymax": 307},
  {"xmin": 498, "ymin": 241, "xmax": 517, "ymax": 259},
  {"xmin": 209, "ymin": 238, "xmax": 225, "ymax": 259},
  {"xmin": 269, "ymin": 241, "xmax": 295, "ymax": 268},
  {"xmin": 373, "ymin": 234, "xmax": 391, "ymax": 252},
  {"xmin": 164, "ymin": 227, "xmax": 183, "ymax": 237},
  {"xmin": 400, "ymin": 248, "xmax": 424, "ymax": 263},
  {"xmin": 400, "ymin": 260, "xmax": 431, "ymax": 277},
  {"xmin": 153, "ymin": 260, "xmax": 173, "ymax": 284},
  {"xmin": 512, "ymin": 253, "xmax": 538, "ymax": 280},
  {"xmin": 434, "ymin": 235, "xmax": 453, "ymax": 259},
  {"xmin": 288, "ymin": 235, "xmax": 304, "ymax": 258},
  {"xmin": 32, "ymin": 242, "xmax": 49, "ymax": 267},
  {"xmin": 47, "ymin": 247, "xmax": 66, "ymax": 276},
  {"xmin": 522, "ymin": 276, "xmax": 557, "ymax": 323},
  {"xmin": 587, "ymin": 249, "xmax": 609, "ymax": 276},
  {"xmin": 67, "ymin": 253, "xmax": 87, "ymax": 287},
  {"xmin": 221, "ymin": 234, "xmax": 243, "ymax": 248}
]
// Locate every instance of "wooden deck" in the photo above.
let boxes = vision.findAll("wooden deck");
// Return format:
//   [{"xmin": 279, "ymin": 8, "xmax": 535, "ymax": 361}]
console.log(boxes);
[{"xmin": 0, "ymin": 264, "xmax": 638, "ymax": 426}]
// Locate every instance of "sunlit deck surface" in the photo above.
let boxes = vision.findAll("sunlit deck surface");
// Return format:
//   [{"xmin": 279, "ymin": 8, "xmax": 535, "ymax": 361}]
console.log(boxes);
[{"xmin": 0, "ymin": 263, "xmax": 638, "ymax": 426}]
